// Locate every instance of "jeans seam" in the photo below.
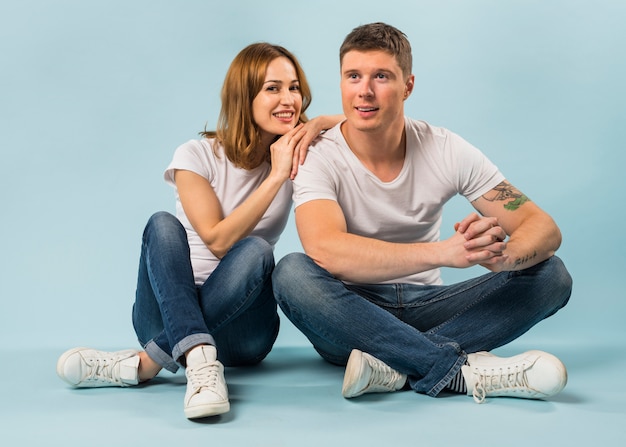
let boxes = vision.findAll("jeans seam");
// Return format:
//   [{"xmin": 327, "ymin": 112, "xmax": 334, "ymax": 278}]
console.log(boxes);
[{"xmin": 424, "ymin": 273, "xmax": 511, "ymax": 336}]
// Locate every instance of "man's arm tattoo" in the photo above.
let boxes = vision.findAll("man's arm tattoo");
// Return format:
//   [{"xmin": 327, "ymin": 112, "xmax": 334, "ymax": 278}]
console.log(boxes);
[
  {"xmin": 514, "ymin": 251, "xmax": 537, "ymax": 268},
  {"xmin": 482, "ymin": 181, "xmax": 530, "ymax": 211}
]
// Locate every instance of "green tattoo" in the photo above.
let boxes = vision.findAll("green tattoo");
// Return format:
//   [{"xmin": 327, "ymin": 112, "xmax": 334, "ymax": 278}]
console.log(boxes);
[
  {"xmin": 504, "ymin": 195, "xmax": 529, "ymax": 211},
  {"xmin": 482, "ymin": 181, "xmax": 531, "ymax": 211}
]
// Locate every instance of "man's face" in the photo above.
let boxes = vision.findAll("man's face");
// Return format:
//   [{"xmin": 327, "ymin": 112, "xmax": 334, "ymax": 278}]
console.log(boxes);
[{"xmin": 340, "ymin": 50, "xmax": 413, "ymax": 134}]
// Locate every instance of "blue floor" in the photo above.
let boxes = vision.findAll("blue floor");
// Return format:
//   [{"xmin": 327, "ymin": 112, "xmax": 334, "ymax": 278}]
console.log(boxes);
[{"xmin": 3, "ymin": 337, "xmax": 625, "ymax": 446}]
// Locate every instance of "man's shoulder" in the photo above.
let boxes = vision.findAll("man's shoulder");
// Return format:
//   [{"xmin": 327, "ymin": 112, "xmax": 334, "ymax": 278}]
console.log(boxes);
[
  {"xmin": 404, "ymin": 117, "xmax": 448, "ymax": 138},
  {"xmin": 308, "ymin": 123, "xmax": 344, "ymax": 155}
]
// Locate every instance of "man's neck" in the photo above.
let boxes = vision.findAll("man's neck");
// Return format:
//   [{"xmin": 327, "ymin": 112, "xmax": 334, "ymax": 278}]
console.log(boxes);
[{"xmin": 341, "ymin": 119, "xmax": 406, "ymax": 182}]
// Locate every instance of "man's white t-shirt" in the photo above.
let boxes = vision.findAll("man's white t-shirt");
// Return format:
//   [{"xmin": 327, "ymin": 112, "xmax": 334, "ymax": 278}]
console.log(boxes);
[
  {"xmin": 293, "ymin": 117, "xmax": 505, "ymax": 285},
  {"xmin": 164, "ymin": 138, "xmax": 292, "ymax": 285}
]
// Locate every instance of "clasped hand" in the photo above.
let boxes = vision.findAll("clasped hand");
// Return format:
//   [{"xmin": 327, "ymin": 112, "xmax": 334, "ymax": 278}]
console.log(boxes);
[{"xmin": 447, "ymin": 212, "xmax": 508, "ymax": 271}]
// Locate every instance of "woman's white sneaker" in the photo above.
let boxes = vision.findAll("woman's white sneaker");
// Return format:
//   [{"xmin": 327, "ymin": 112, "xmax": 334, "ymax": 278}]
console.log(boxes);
[
  {"xmin": 56, "ymin": 347, "xmax": 140, "ymax": 387},
  {"xmin": 462, "ymin": 350, "xmax": 567, "ymax": 403},
  {"xmin": 184, "ymin": 345, "xmax": 230, "ymax": 419}
]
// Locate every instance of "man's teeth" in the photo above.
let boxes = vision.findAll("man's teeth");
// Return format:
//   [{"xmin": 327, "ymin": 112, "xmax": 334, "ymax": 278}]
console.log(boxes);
[{"xmin": 357, "ymin": 107, "xmax": 377, "ymax": 112}]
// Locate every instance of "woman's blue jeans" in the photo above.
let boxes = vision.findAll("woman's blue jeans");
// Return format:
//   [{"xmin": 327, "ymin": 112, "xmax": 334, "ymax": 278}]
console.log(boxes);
[
  {"xmin": 132, "ymin": 212, "xmax": 279, "ymax": 373},
  {"xmin": 272, "ymin": 253, "xmax": 572, "ymax": 396}
]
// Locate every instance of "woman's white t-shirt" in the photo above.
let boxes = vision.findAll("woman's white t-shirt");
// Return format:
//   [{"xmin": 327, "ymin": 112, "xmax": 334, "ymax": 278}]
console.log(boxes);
[{"xmin": 164, "ymin": 138, "xmax": 292, "ymax": 285}]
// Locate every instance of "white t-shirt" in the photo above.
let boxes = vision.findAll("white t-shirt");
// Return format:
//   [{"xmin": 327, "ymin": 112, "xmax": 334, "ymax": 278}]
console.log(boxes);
[
  {"xmin": 293, "ymin": 117, "xmax": 505, "ymax": 285},
  {"xmin": 164, "ymin": 138, "xmax": 292, "ymax": 285}
]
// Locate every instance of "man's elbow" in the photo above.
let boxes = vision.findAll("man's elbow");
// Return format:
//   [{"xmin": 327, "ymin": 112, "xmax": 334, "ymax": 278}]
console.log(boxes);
[
  {"xmin": 303, "ymin": 244, "xmax": 343, "ymax": 277},
  {"xmin": 550, "ymin": 223, "xmax": 562, "ymax": 253}
]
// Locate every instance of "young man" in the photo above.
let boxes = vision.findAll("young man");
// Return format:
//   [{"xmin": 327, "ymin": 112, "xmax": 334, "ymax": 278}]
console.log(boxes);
[{"xmin": 272, "ymin": 22, "xmax": 572, "ymax": 403}]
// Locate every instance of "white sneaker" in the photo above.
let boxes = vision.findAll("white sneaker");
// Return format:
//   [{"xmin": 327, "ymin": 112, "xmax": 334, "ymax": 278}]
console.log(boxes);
[
  {"xmin": 462, "ymin": 350, "xmax": 567, "ymax": 403},
  {"xmin": 56, "ymin": 347, "xmax": 140, "ymax": 387},
  {"xmin": 342, "ymin": 349, "xmax": 407, "ymax": 398},
  {"xmin": 184, "ymin": 345, "xmax": 230, "ymax": 419}
]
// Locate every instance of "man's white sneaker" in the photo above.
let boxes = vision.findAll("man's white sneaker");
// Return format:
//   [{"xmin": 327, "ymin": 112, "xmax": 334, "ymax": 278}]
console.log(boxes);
[
  {"xmin": 342, "ymin": 349, "xmax": 407, "ymax": 398},
  {"xmin": 462, "ymin": 350, "xmax": 567, "ymax": 403},
  {"xmin": 184, "ymin": 345, "xmax": 230, "ymax": 419},
  {"xmin": 56, "ymin": 347, "xmax": 140, "ymax": 387}
]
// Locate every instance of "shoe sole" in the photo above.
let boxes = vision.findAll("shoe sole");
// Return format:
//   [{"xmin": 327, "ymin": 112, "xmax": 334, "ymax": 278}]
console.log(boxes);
[
  {"xmin": 185, "ymin": 401, "xmax": 230, "ymax": 419},
  {"xmin": 342, "ymin": 349, "xmax": 366, "ymax": 398}
]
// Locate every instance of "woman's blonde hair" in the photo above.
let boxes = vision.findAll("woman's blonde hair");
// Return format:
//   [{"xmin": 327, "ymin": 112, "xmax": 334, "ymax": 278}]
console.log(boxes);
[{"xmin": 201, "ymin": 43, "xmax": 312, "ymax": 170}]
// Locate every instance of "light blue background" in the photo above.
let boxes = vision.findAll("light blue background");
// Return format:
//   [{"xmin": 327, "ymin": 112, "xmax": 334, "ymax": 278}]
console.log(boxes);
[
  {"xmin": 2, "ymin": 0, "xmax": 624, "ymax": 349},
  {"xmin": 2, "ymin": 0, "xmax": 624, "ymax": 350}
]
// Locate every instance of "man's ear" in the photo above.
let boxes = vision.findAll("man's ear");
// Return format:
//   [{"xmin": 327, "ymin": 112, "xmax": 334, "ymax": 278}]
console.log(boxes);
[{"xmin": 404, "ymin": 74, "xmax": 415, "ymax": 100}]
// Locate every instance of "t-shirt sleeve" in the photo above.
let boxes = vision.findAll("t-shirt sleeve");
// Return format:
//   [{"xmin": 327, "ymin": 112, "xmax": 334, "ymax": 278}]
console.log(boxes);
[
  {"xmin": 163, "ymin": 140, "xmax": 215, "ymax": 187},
  {"xmin": 444, "ymin": 130, "xmax": 505, "ymax": 202},
  {"xmin": 292, "ymin": 141, "xmax": 339, "ymax": 208}
]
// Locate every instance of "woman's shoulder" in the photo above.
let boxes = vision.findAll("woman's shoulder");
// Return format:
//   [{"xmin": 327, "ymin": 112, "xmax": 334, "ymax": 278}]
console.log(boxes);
[
  {"xmin": 165, "ymin": 138, "xmax": 223, "ymax": 183},
  {"xmin": 176, "ymin": 137, "xmax": 220, "ymax": 155}
]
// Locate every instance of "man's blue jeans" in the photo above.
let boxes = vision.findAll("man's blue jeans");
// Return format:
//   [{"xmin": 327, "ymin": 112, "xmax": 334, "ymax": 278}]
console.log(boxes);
[
  {"xmin": 132, "ymin": 212, "xmax": 279, "ymax": 373},
  {"xmin": 272, "ymin": 253, "xmax": 572, "ymax": 396}
]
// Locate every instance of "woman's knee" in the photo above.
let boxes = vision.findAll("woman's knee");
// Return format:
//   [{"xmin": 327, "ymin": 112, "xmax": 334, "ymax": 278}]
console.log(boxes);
[
  {"xmin": 217, "ymin": 316, "xmax": 279, "ymax": 367},
  {"xmin": 225, "ymin": 236, "xmax": 275, "ymax": 278},
  {"xmin": 237, "ymin": 236, "xmax": 273, "ymax": 261},
  {"xmin": 144, "ymin": 211, "xmax": 185, "ymax": 241}
]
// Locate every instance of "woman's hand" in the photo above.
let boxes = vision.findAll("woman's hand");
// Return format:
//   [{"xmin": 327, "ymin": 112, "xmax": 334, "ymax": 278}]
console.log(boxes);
[
  {"xmin": 289, "ymin": 114, "xmax": 345, "ymax": 178},
  {"xmin": 269, "ymin": 123, "xmax": 305, "ymax": 182}
]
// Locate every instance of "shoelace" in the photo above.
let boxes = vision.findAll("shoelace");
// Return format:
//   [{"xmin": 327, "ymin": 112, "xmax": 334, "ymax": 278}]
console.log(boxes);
[
  {"xmin": 85, "ymin": 356, "xmax": 122, "ymax": 384},
  {"xmin": 369, "ymin": 359, "xmax": 404, "ymax": 390},
  {"xmin": 472, "ymin": 364, "xmax": 530, "ymax": 404},
  {"xmin": 187, "ymin": 363, "xmax": 221, "ymax": 393}
]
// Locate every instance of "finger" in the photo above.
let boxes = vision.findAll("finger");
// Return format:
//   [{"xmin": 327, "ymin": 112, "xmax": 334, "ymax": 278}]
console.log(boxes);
[
  {"xmin": 466, "ymin": 250, "xmax": 508, "ymax": 264},
  {"xmin": 464, "ymin": 217, "xmax": 500, "ymax": 240},
  {"xmin": 289, "ymin": 128, "xmax": 313, "ymax": 165},
  {"xmin": 298, "ymin": 138, "xmax": 311, "ymax": 165},
  {"xmin": 291, "ymin": 149, "xmax": 300, "ymax": 179},
  {"xmin": 277, "ymin": 123, "xmax": 304, "ymax": 145},
  {"xmin": 456, "ymin": 212, "xmax": 481, "ymax": 234},
  {"xmin": 464, "ymin": 235, "xmax": 507, "ymax": 251}
]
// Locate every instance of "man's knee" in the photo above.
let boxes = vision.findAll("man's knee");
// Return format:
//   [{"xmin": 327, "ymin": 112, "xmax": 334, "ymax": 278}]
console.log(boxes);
[
  {"xmin": 539, "ymin": 256, "xmax": 573, "ymax": 311},
  {"xmin": 273, "ymin": 253, "xmax": 310, "ymax": 289}
]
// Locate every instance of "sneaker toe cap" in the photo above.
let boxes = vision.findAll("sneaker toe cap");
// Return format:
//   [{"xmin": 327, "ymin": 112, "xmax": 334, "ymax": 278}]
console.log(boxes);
[{"xmin": 528, "ymin": 352, "xmax": 567, "ymax": 397}]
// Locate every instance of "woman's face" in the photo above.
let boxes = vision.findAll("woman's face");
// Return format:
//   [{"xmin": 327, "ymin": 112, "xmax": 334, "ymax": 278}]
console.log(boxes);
[{"xmin": 252, "ymin": 56, "xmax": 302, "ymax": 148}]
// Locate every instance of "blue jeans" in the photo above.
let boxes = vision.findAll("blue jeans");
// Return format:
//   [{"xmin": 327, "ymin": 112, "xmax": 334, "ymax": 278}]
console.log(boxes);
[
  {"xmin": 132, "ymin": 212, "xmax": 279, "ymax": 373},
  {"xmin": 272, "ymin": 253, "xmax": 572, "ymax": 396}
]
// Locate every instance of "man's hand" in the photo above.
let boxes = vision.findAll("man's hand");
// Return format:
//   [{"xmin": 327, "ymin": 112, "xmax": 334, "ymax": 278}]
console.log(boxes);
[{"xmin": 446, "ymin": 212, "xmax": 508, "ymax": 270}]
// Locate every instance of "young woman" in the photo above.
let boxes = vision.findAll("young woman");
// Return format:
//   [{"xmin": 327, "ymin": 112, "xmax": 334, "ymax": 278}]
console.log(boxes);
[{"xmin": 56, "ymin": 43, "xmax": 341, "ymax": 419}]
